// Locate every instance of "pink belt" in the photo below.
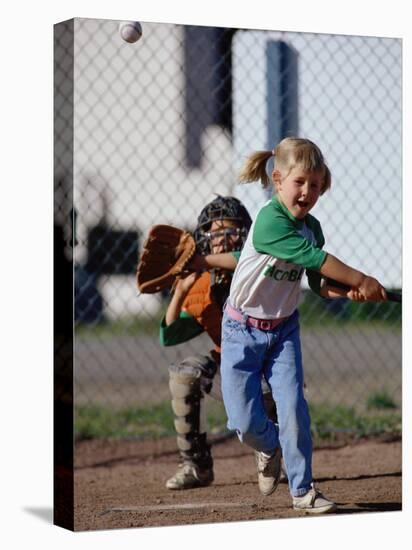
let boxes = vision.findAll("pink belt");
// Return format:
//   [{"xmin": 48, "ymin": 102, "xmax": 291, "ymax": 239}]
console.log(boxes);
[{"xmin": 225, "ymin": 302, "xmax": 288, "ymax": 331}]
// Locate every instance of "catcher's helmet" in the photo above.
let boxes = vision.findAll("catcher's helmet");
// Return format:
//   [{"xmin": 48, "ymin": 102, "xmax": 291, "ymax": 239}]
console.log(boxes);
[{"xmin": 194, "ymin": 195, "xmax": 252, "ymax": 255}]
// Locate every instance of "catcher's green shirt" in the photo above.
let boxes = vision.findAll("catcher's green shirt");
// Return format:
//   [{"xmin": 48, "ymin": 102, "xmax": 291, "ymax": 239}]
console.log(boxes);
[
  {"xmin": 229, "ymin": 195, "xmax": 326, "ymax": 319},
  {"xmin": 160, "ymin": 251, "xmax": 241, "ymax": 347}
]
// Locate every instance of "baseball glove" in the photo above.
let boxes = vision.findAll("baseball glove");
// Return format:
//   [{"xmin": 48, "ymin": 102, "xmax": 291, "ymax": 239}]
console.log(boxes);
[{"xmin": 136, "ymin": 224, "xmax": 196, "ymax": 293}]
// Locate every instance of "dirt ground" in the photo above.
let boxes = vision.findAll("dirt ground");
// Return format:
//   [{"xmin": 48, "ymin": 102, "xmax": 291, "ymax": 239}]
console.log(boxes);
[{"xmin": 74, "ymin": 434, "xmax": 402, "ymax": 532}]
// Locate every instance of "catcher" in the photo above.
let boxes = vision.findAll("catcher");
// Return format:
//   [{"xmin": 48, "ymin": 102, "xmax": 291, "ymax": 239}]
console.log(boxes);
[{"xmin": 157, "ymin": 196, "xmax": 279, "ymax": 490}]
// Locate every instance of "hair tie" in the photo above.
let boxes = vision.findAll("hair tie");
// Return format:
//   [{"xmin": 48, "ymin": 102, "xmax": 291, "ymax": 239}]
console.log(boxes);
[{"xmin": 271, "ymin": 149, "xmax": 275, "ymax": 156}]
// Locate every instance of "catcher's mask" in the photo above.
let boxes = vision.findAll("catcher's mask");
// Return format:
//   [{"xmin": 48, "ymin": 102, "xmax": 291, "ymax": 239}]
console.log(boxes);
[{"xmin": 194, "ymin": 196, "xmax": 252, "ymax": 255}]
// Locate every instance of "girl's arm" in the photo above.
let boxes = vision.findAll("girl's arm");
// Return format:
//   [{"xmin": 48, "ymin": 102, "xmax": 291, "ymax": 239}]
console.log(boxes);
[
  {"xmin": 189, "ymin": 253, "xmax": 237, "ymax": 272},
  {"xmin": 319, "ymin": 283, "xmax": 365, "ymax": 301},
  {"xmin": 319, "ymin": 253, "xmax": 386, "ymax": 301}
]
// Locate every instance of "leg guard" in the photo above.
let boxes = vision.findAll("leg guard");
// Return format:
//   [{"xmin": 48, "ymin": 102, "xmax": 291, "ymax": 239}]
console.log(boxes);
[{"xmin": 168, "ymin": 356, "xmax": 215, "ymax": 470}]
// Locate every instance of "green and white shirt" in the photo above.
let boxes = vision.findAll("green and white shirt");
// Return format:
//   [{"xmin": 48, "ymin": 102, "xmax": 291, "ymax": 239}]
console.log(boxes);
[{"xmin": 229, "ymin": 196, "xmax": 327, "ymax": 319}]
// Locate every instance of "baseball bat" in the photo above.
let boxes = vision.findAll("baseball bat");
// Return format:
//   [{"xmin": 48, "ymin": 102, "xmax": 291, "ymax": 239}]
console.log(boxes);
[{"xmin": 326, "ymin": 279, "xmax": 402, "ymax": 303}]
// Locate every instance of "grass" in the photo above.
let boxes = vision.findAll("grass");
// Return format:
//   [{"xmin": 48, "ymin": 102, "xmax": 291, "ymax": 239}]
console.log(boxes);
[
  {"xmin": 366, "ymin": 391, "xmax": 397, "ymax": 411},
  {"xmin": 75, "ymin": 398, "xmax": 228, "ymax": 440},
  {"xmin": 75, "ymin": 314, "xmax": 164, "ymax": 339},
  {"xmin": 299, "ymin": 291, "xmax": 402, "ymax": 329},
  {"xmin": 75, "ymin": 402, "xmax": 174, "ymax": 439},
  {"xmin": 75, "ymin": 399, "xmax": 401, "ymax": 442},
  {"xmin": 309, "ymin": 403, "xmax": 401, "ymax": 441}
]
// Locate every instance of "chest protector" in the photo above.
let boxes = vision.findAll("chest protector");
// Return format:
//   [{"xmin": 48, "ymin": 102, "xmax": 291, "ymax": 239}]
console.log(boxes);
[{"xmin": 182, "ymin": 272, "xmax": 222, "ymax": 351}]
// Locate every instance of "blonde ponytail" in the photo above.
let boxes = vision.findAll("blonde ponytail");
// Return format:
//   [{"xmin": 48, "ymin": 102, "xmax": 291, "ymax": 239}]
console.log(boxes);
[{"xmin": 238, "ymin": 150, "xmax": 273, "ymax": 188}]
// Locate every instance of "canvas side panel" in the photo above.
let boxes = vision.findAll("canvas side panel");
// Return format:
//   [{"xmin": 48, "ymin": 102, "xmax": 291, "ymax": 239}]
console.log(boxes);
[{"xmin": 53, "ymin": 18, "xmax": 74, "ymax": 532}]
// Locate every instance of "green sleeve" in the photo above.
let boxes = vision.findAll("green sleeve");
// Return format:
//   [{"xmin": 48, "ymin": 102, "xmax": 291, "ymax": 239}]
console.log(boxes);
[
  {"xmin": 253, "ymin": 204, "xmax": 326, "ymax": 271},
  {"xmin": 305, "ymin": 214, "xmax": 325, "ymax": 249},
  {"xmin": 159, "ymin": 311, "xmax": 204, "ymax": 346}
]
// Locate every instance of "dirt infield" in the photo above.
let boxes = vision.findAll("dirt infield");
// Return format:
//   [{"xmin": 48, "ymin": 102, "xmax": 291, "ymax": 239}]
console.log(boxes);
[{"xmin": 74, "ymin": 435, "xmax": 401, "ymax": 531}]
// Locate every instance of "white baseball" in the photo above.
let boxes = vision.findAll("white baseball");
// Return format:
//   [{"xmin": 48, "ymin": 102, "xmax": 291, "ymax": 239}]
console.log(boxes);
[{"xmin": 119, "ymin": 21, "xmax": 142, "ymax": 44}]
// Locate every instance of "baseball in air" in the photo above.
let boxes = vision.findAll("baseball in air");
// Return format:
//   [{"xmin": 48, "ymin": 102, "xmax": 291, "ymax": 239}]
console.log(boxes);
[{"xmin": 119, "ymin": 21, "xmax": 143, "ymax": 43}]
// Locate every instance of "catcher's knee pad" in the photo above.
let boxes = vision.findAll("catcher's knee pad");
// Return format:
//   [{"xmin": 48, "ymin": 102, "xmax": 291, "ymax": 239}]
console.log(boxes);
[
  {"xmin": 182, "ymin": 355, "xmax": 217, "ymax": 393},
  {"xmin": 168, "ymin": 357, "xmax": 215, "ymax": 467},
  {"xmin": 168, "ymin": 359, "xmax": 207, "ymax": 436},
  {"xmin": 169, "ymin": 367, "xmax": 202, "ymax": 432}
]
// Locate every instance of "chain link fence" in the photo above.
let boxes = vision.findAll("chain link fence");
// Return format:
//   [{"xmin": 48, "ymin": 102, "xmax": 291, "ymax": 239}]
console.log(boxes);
[{"xmin": 54, "ymin": 17, "xmax": 402, "ymax": 416}]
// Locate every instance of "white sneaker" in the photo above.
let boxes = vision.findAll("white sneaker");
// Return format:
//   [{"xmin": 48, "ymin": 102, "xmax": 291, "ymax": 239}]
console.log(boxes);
[
  {"xmin": 165, "ymin": 463, "xmax": 214, "ymax": 490},
  {"xmin": 254, "ymin": 448, "xmax": 282, "ymax": 496},
  {"xmin": 293, "ymin": 484, "xmax": 337, "ymax": 514}
]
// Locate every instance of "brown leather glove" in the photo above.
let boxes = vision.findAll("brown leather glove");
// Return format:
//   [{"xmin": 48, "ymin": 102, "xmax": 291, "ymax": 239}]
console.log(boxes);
[{"xmin": 136, "ymin": 225, "xmax": 196, "ymax": 293}]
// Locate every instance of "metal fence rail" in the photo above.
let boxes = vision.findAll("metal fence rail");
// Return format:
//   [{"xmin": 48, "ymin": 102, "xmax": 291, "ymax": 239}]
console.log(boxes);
[{"xmin": 54, "ymin": 18, "xmax": 402, "ymax": 413}]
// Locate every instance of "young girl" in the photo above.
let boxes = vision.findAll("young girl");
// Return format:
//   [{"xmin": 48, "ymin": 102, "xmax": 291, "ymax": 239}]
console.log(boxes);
[{"xmin": 220, "ymin": 137, "xmax": 387, "ymax": 514}]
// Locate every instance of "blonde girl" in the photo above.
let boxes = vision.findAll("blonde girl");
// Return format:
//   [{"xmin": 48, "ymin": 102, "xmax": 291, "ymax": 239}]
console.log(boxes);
[{"xmin": 220, "ymin": 137, "xmax": 386, "ymax": 514}]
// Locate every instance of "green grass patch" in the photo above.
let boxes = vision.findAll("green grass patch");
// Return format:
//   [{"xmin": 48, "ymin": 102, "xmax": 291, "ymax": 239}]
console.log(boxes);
[
  {"xmin": 309, "ymin": 403, "xmax": 401, "ymax": 441},
  {"xmin": 75, "ymin": 402, "xmax": 174, "ymax": 439},
  {"xmin": 76, "ymin": 399, "xmax": 401, "ymax": 442},
  {"xmin": 75, "ymin": 398, "xmax": 228, "ymax": 440},
  {"xmin": 75, "ymin": 313, "xmax": 164, "ymax": 339},
  {"xmin": 299, "ymin": 290, "xmax": 402, "ymax": 328},
  {"xmin": 366, "ymin": 391, "xmax": 397, "ymax": 411}
]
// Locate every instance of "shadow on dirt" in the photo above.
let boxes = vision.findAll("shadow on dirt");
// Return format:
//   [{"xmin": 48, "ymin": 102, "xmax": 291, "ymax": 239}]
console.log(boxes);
[
  {"xmin": 218, "ymin": 470, "xmax": 401, "ymax": 490},
  {"xmin": 335, "ymin": 502, "xmax": 401, "ymax": 514},
  {"xmin": 75, "ymin": 433, "xmax": 236, "ymax": 470},
  {"xmin": 316, "ymin": 471, "xmax": 401, "ymax": 483}
]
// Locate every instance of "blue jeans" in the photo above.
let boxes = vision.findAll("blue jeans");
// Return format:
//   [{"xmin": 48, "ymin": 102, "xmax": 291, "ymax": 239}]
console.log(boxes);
[{"xmin": 220, "ymin": 308, "xmax": 312, "ymax": 497}]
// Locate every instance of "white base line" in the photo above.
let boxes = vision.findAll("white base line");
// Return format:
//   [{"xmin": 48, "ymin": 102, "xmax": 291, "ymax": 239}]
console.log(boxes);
[{"xmin": 101, "ymin": 502, "xmax": 257, "ymax": 515}]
